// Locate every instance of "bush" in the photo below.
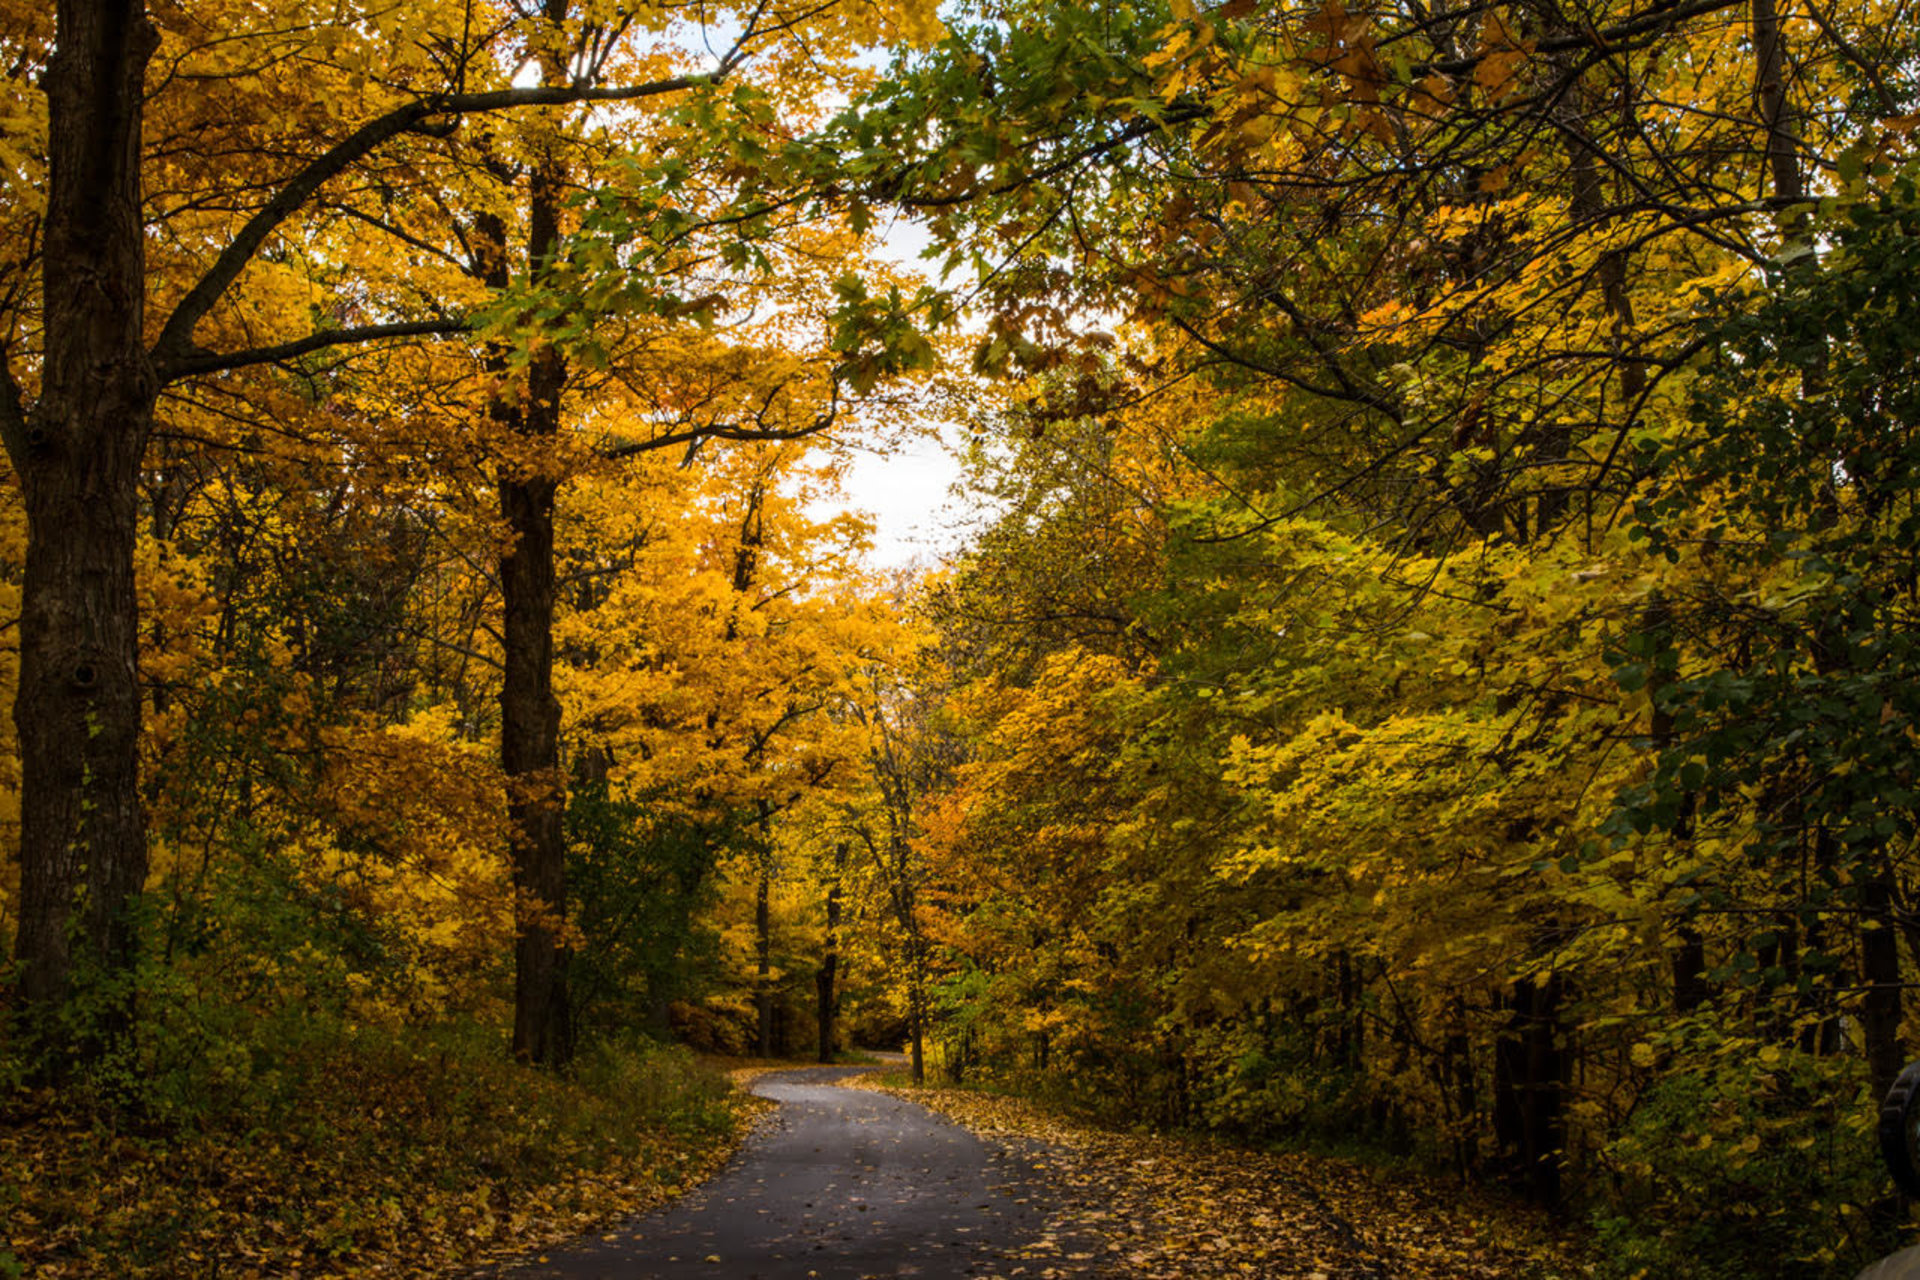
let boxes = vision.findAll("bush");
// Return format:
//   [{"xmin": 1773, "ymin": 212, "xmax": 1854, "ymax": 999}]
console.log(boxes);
[{"xmin": 1591, "ymin": 1053, "xmax": 1887, "ymax": 1280}]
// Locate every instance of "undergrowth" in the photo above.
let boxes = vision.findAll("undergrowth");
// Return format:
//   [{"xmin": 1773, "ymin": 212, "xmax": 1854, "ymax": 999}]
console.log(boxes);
[{"xmin": 0, "ymin": 1011, "xmax": 749, "ymax": 1278}]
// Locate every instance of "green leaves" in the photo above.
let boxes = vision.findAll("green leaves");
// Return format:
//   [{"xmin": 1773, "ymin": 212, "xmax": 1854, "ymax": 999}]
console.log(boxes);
[{"xmin": 827, "ymin": 274, "xmax": 944, "ymax": 394}]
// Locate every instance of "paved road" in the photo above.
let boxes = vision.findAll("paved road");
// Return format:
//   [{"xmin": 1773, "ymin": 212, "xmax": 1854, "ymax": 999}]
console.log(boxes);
[{"xmin": 501, "ymin": 1065, "xmax": 1053, "ymax": 1280}]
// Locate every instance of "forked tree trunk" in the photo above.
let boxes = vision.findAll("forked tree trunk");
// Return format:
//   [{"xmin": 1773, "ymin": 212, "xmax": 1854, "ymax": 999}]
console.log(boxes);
[{"xmin": 8, "ymin": 0, "xmax": 160, "ymax": 1049}]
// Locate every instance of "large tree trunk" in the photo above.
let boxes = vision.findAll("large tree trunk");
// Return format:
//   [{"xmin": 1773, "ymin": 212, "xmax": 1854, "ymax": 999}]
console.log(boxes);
[
  {"xmin": 501, "ymin": 160, "xmax": 572, "ymax": 1065},
  {"xmin": 500, "ymin": 376, "xmax": 569, "ymax": 1066},
  {"xmin": 8, "ymin": 0, "xmax": 160, "ymax": 1050}
]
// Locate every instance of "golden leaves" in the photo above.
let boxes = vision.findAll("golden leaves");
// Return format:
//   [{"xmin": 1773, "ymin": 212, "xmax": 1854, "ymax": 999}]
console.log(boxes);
[
  {"xmin": 868, "ymin": 1081, "xmax": 1587, "ymax": 1279},
  {"xmin": 0, "ymin": 1045, "xmax": 759, "ymax": 1278}
]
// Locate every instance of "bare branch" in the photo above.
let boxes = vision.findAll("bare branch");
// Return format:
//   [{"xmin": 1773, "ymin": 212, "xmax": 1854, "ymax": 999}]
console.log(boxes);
[
  {"xmin": 164, "ymin": 318, "xmax": 472, "ymax": 379},
  {"xmin": 600, "ymin": 379, "xmax": 843, "ymax": 459}
]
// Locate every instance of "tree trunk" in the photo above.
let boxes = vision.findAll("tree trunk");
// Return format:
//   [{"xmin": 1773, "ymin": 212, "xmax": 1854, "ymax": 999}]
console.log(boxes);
[
  {"xmin": 1861, "ymin": 870, "xmax": 1906, "ymax": 1101},
  {"xmin": 1672, "ymin": 927, "xmax": 1709, "ymax": 1014},
  {"xmin": 501, "ymin": 396, "xmax": 568, "ymax": 1065},
  {"xmin": 1492, "ymin": 973, "xmax": 1568, "ymax": 1204},
  {"xmin": 755, "ymin": 859, "xmax": 774, "ymax": 1057},
  {"xmin": 816, "ymin": 844, "xmax": 845, "ymax": 1063},
  {"xmin": 1443, "ymin": 998, "xmax": 1478, "ymax": 1178},
  {"xmin": 493, "ymin": 130, "xmax": 572, "ymax": 1065},
  {"xmin": 1751, "ymin": 0, "xmax": 1805, "ymax": 210},
  {"xmin": 908, "ymin": 974, "xmax": 926, "ymax": 1086},
  {"xmin": 7, "ymin": 0, "xmax": 161, "ymax": 1053}
]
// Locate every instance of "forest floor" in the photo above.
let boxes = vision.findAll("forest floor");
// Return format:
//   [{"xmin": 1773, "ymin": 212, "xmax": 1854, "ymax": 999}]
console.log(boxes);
[
  {"xmin": 850, "ymin": 1074, "xmax": 1595, "ymax": 1279},
  {"xmin": 0, "ymin": 1031, "xmax": 759, "ymax": 1279}
]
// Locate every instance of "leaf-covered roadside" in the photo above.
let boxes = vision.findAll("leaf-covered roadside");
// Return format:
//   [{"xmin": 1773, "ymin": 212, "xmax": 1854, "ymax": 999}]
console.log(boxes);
[
  {"xmin": 0, "ymin": 1035, "xmax": 762, "ymax": 1278},
  {"xmin": 857, "ymin": 1077, "xmax": 1589, "ymax": 1279}
]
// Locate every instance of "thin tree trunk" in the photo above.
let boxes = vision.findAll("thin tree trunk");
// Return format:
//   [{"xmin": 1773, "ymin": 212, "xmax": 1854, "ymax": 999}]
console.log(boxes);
[
  {"xmin": 755, "ymin": 858, "xmax": 774, "ymax": 1057},
  {"xmin": 1861, "ymin": 871, "xmax": 1906, "ymax": 1101},
  {"xmin": 1492, "ymin": 972, "xmax": 1569, "ymax": 1204},
  {"xmin": 816, "ymin": 843, "xmax": 845, "ymax": 1063},
  {"xmin": 908, "ymin": 958, "xmax": 926, "ymax": 1086},
  {"xmin": 7, "ymin": 0, "xmax": 161, "ymax": 1053}
]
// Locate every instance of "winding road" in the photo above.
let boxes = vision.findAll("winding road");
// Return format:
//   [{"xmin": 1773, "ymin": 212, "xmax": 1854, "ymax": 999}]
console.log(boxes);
[{"xmin": 501, "ymin": 1065, "xmax": 1057, "ymax": 1280}]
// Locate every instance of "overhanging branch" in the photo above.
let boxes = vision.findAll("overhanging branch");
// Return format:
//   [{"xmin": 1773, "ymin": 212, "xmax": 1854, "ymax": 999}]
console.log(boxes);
[
  {"xmin": 600, "ymin": 377, "xmax": 842, "ymax": 459},
  {"xmin": 162, "ymin": 318, "xmax": 472, "ymax": 379},
  {"xmin": 151, "ymin": 38, "xmax": 756, "ymax": 379}
]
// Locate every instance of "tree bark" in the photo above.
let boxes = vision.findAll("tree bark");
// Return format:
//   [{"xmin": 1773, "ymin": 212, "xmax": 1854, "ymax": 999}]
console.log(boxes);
[
  {"xmin": 907, "ymin": 968, "xmax": 926, "ymax": 1086},
  {"xmin": 1861, "ymin": 870, "xmax": 1906, "ymax": 1101},
  {"xmin": 815, "ymin": 843, "xmax": 845, "ymax": 1063},
  {"xmin": 1492, "ymin": 973, "xmax": 1568, "ymax": 1204},
  {"xmin": 501, "ymin": 376, "xmax": 569, "ymax": 1066},
  {"xmin": 493, "ymin": 120, "xmax": 572, "ymax": 1065},
  {"xmin": 7, "ymin": 0, "xmax": 161, "ymax": 1049},
  {"xmin": 755, "ymin": 857, "xmax": 774, "ymax": 1057}
]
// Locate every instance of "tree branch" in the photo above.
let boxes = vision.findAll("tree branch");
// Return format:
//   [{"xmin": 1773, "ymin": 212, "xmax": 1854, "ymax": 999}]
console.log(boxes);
[
  {"xmin": 600, "ymin": 379, "xmax": 842, "ymax": 459},
  {"xmin": 1414, "ymin": 0, "xmax": 1747, "ymax": 76},
  {"xmin": 600, "ymin": 414, "xmax": 838, "ymax": 460},
  {"xmin": 0, "ymin": 351, "xmax": 26, "ymax": 466},
  {"xmin": 164, "ymin": 318, "xmax": 473, "ymax": 379},
  {"xmin": 151, "ymin": 55, "xmax": 751, "ymax": 377}
]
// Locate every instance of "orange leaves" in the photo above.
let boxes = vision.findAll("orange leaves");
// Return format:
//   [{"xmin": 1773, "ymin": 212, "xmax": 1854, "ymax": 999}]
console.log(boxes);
[
  {"xmin": 1471, "ymin": 11, "xmax": 1536, "ymax": 104},
  {"xmin": 1305, "ymin": 0, "xmax": 1387, "ymax": 101}
]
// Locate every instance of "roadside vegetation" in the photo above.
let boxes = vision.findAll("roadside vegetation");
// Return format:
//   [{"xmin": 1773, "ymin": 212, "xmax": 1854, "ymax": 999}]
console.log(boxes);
[{"xmin": 0, "ymin": 1025, "xmax": 748, "ymax": 1278}]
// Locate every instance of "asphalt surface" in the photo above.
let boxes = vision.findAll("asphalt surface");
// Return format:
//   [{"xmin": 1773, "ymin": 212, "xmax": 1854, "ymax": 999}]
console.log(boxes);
[{"xmin": 500, "ymin": 1065, "xmax": 1054, "ymax": 1280}]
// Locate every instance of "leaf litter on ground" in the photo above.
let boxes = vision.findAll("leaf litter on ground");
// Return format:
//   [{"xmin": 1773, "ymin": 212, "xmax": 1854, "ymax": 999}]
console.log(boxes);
[
  {"xmin": 0, "ymin": 1039, "xmax": 768, "ymax": 1279},
  {"xmin": 848, "ymin": 1076, "xmax": 1591, "ymax": 1279}
]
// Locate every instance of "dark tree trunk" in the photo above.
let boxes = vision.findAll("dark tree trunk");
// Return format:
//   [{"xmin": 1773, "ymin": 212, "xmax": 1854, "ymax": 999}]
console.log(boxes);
[
  {"xmin": 1672, "ymin": 926, "xmax": 1709, "ymax": 1014},
  {"xmin": 755, "ymin": 860, "xmax": 774, "ymax": 1057},
  {"xmin": 490, "ymin": 136, "xmax": 572, "ymax": 1066},
  {"xmin": 1330, "ymin": 950, "xmax": 1361, "ymax": 1070},
  {"xmin": 501, "ymin": 375, "xmax": 569, "ymax": 1066},
  {"xmin": 7, "ymin": 0, "xmax": 161, "ymax": 1050},
  {"xmin": 1443, "ymin": 998, "xmax": 1478, "ymax": 1177},
  {"xmin": 907, "ymin": 972, "xmax": 926, "ymax": 1086},
  {"xmin": 1861, "ymin": 870, "xmax": 1906, "ymax": 1101},
  {"xmin": 1492, "ymin": 973, "xmax": 1569, "ymax": 1204},
  {"xmin": 816, "ymin": 844, "xmax": 845, "ymax": 1063}
]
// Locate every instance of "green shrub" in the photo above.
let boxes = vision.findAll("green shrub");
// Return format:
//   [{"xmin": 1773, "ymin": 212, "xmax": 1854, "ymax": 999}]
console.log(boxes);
[{"xmin": 1591, "ymin": 1053, "xmax": 1886, "ymax": 1279}]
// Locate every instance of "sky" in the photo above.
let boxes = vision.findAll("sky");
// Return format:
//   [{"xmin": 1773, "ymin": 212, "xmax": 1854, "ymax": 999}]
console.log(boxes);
[
  {"xmin": 837, "ymin": 423, "xmax": 973, "ymax": 569},
  {"xmin": 818, "ymin": 213, "xmax": 981, "ymax": 571}
]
